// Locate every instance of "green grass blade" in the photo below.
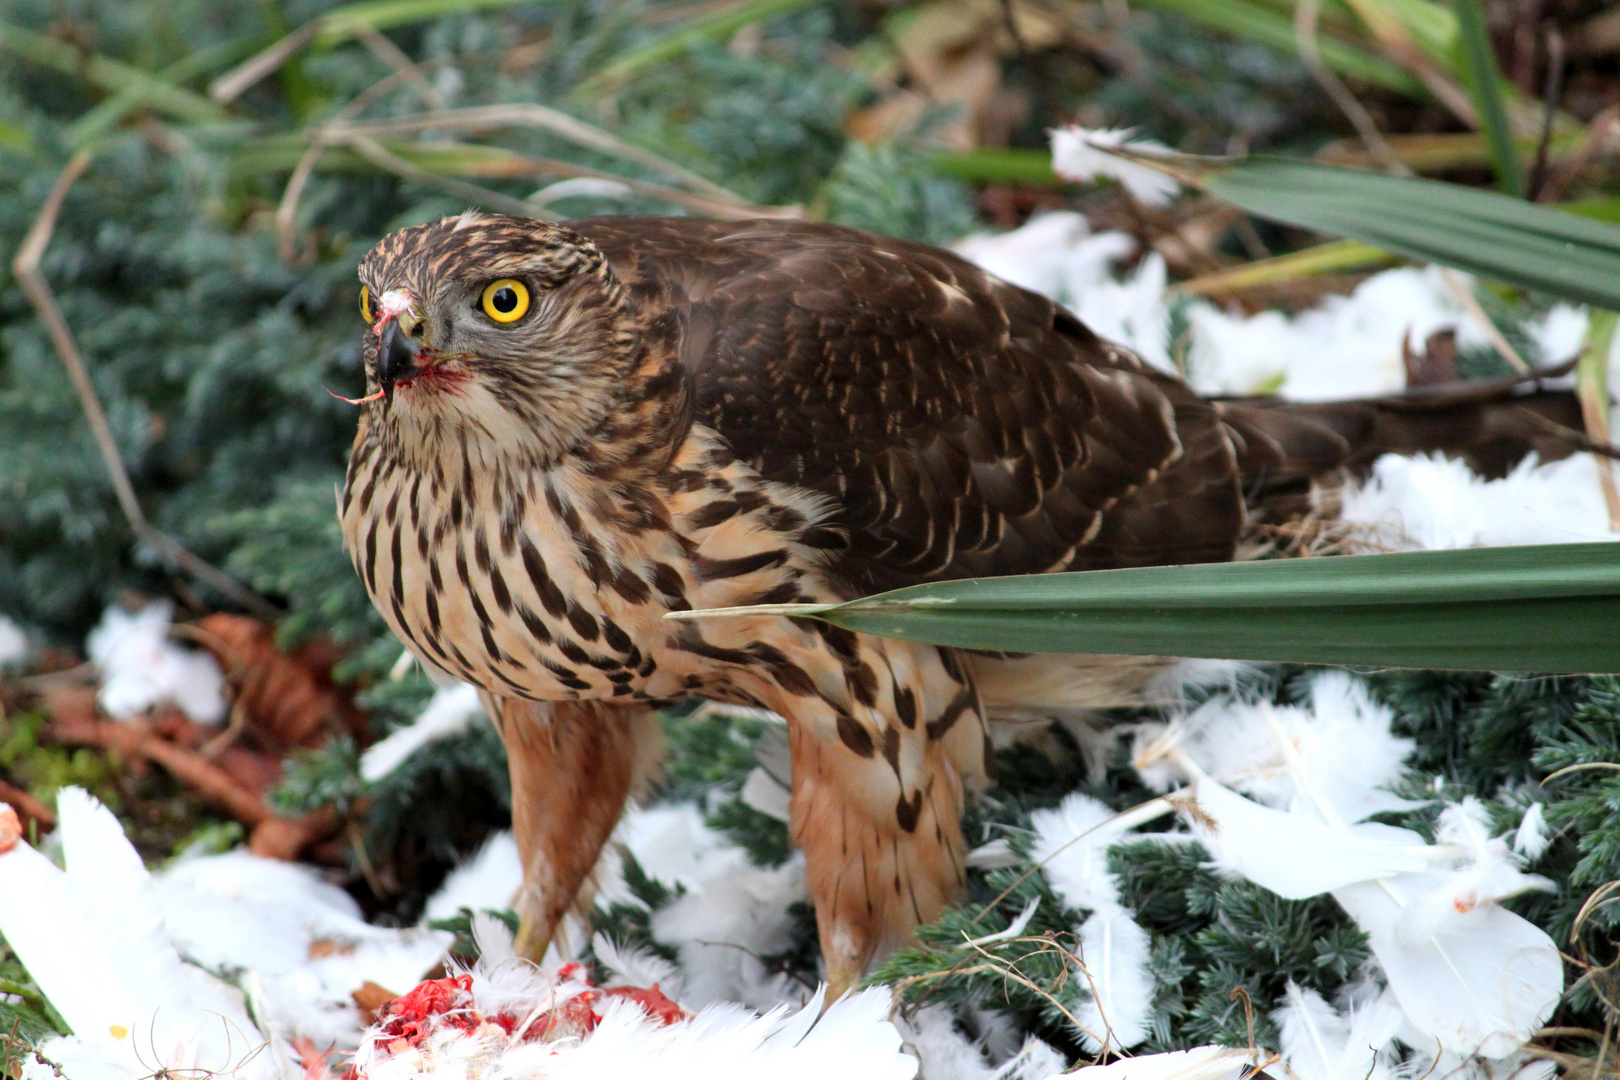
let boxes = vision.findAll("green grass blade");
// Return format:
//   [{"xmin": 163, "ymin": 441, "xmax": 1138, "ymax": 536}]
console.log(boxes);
[
  {"xmin": 576, "ymin": 0, "xmax": 829, "ymax": 95},
  {"xmin": 1191, "ymin": 159, "xmax": 1620, "ymax": 308},
  {"xmin": 1128, "ymin": 0, "xmax": 1424, "ymax": 96},
  {"xmin": 1177, "ymin": 239, "xmax": 1396, "ymax": 295},
  {"xmin": 1452, "ymin": 0, "xmax": 1524, "ymax": 197},
  {"xmin": 313, "ymin": 0, "xmax": 537, "ymax": 47},
  {"xmin": 0, "ymin": 21, "xmax": 226, "ymax": 124},
  {"xmin": 794, "ymin": 544, "xmax": 1620, "ymax": 673},
  {"xmin": 930, "ymin": 149, "xmax": 1059, "ymax": 185},
  {"xmin": 65, "ymin": 39, "xmax": 249, "ymax": 146}
]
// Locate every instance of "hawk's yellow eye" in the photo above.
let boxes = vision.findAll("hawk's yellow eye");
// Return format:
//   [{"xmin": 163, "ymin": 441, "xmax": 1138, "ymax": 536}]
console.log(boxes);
[
  {"xmin": 359, "ymin": 285, "xmax": 374, "ymax": 325},
  {"xmin": 481, "ymin": 279, "xmax": 530, "ymax": 323}
]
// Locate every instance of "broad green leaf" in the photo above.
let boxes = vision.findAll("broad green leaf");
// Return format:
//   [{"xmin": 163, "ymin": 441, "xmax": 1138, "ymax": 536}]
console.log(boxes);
[
  {"xmin": 1183, "ymin": 158, "xmax": 1620, "ymax": 309},
  {"xmin": 1453, "ymin": 0, "xmax": 1524, "ymax": 196},
  {"xmin": 1128, "ymin": 0, "xmax": 1424, "ymax": 96},
  {"xmin": 673, "ymin": 545, "xmax": 1620, "ymax": 673}
]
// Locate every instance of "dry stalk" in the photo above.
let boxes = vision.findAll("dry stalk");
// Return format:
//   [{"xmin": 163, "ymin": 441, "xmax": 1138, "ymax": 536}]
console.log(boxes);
[
  {"xmin": 12, "ymin": 152, "xmax": 280, "ymax": 620},
  {"xmin": 1437, "ymin": 268, "xmax": 1529, "ymax": 373},
  {"xmin": 1294, "ymin": 0, "xmax": 1409, "ymax": 177},
  {"xmin": 1539, "ymin": 105, "xmax": 1620, "ymax": 204}
]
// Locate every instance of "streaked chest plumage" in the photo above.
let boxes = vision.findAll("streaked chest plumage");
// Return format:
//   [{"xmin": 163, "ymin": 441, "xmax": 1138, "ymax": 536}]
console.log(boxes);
[{"xmin": 339, "ymin": 422, "xmax": 842, "ymax": 707}]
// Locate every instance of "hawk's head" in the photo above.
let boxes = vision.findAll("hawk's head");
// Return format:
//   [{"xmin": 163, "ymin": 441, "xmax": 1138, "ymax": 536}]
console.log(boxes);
[{"xmin": 355, "ymin": 212, "xmax": 634, "ymax": 468}]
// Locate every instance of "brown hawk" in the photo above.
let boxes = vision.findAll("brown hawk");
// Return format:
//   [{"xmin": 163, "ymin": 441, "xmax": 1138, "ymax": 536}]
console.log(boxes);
[{"xmin": 341, "ymin": 212, "xmax": 1579, "ymax": 992}]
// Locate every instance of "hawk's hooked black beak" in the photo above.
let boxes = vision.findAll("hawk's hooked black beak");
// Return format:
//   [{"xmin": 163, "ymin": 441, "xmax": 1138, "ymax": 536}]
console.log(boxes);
[{"xmin": 375, "ymin": 319, "xmax": 421, "ymax": 404}]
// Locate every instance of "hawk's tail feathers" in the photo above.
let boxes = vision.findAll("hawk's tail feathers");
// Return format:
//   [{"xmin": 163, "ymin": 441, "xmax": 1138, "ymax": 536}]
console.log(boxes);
[{"xmin": 1217, "ymin": 368, "xmax": 1593, "ymax": 527}]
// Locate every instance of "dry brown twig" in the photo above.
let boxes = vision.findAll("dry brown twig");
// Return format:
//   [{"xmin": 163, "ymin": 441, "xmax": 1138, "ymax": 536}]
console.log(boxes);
[
  {"xmin": 12, "ymin": 152, "xmax": 280, "ymax": 620},
  {"xmin": 1294, "ymin": 0, "xmax": 1410, "ymax": 177}
]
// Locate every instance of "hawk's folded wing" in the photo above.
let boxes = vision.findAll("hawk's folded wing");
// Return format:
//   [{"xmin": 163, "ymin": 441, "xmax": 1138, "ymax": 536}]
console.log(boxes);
[{"xmin": 576, "ymin": 217, "xmax": 1251, "ymax": 595}]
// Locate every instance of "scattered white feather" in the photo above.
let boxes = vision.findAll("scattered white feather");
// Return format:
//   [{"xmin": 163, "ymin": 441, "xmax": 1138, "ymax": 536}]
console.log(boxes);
[
  {"xmin": 1055, "ymin": 1045, "xmax": 1251, "ymax": 1080},
  {"xmin": 966, "ymin": 837, "xmax": 1020, "ymax": 869},
  {"xmin": 1028, "ymin": 793, "xmax": 1156, "ymax": 1051},
  {"xmin": 1274, "ymin": 982, "xmax": 1403, "ymax": 1080},
  {"xmin": 1029, "ymin": 793, "xmax": 1133, "ymax": 910},
  {"xmin": 1332, "ymin": 870, "xmax": 1562, "ymax": 1059},
  {"xmin": 956, "ymin": 214, "xmax": 1173, "ymax": 370},
  {"xmin": 360, "ymin": 681, "xmax": 485, "ymax": 782},
  {"xmin": 1, "ymin": 788, "xmax": 280, "ymax": 1080},
  {"xmin": 1341, "ymin": 452, "xmax": 1620, "ymax": 551},
  {"xmin": 1513, "ymin": 802, "xmax": 1550, "ymax": 861},
  {"xmin": 593, "ymin": 932, "xmax": 682, "ymax": 993},
  {"xmin": 595, "ymin": 803, "xmax": 752, "ymax": 908},
  {"xmin": 0, "ymin": 614, "xmax": 27, "ymax": 668},
  {"xmin": 86, "ymin": 601, "xmax": 227, "ymax": 724},
  {"xmin": 897, "ymin": 1005, "xmax": 1065, "ymax": 1080},
  {"xmin": 741, "ymin": 764, "xmax": 792, "ymax": 822},
  {"xmin": 1404, "ymin": 798, "xmax": 1554, "ymax": 937},
  {"xmin": 1050, "ymin": 127, "xmax": 1182, "ymax": 207},
  {"xmin": 650, "ymin": 855, "xmax": 809, "ymax": 1010},
  {"xmin": 962, "ymin": 897, "xmax": 1041, "ymax": 948},
  {"xmin": 1136, "ymin": 673, "xmax": 1419, "ymax": 824},
  {"xmin": 1186, "ymin": 267, "xmax": 1490, "ymax": 400},
  {"xmin": 1073, "ymin": 903, "xmax": 1153, "ymax": 1053},
  {"xmin": 156, "ymin": 849, "xmax": 452, "ymax": 1048},
  {"xmin": 423, "ymin": 828, "xmax": 523, "ymax": 922},
  {"xmin": 351, "ymin": 951, "xmax": 916, "ymax": 1080},
  {"xmin": 898, "ymin": 1005, "xmax": 1004, "ymax": 1080},
  {"xmin": 1184, "ymin": 773, "xmax": 1429, "ymax": 899}
]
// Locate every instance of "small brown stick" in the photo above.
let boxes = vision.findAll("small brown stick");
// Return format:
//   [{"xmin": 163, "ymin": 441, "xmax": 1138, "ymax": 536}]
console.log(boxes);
[
  {"xmin": 49, "ymin": 713, "xmax": 272, "ymax": 825},
  {"xmin": 209, "ymin": 20, "xmax": 325, "ymax": 103},
  {"xmin": 1295, "ymin": 0, "xmax": 1410, "ymax": 177},
  {"xmin": 1527, "ymin": 29, "xmax": 1565, "ymax": 201},
  {"xmin": 1540, "ymin": 105, "xmax": 1620, "ymax": 204},
  {"xmin": 1437, "ymin": 267, "xmax": 1529, "ymax": 373},
  {"xmin": 355, "ymin": 26, "xmax": 448, "ymax": 112},
  {"xmin": 0, "ymin": 779, "xmax": 55, "ymax": 834},
  {"xmin": 12, "ymin": 152, "xmax": 281, "ymax": 620}
]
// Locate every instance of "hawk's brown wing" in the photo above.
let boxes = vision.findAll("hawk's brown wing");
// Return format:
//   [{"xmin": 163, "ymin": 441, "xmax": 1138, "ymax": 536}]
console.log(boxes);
[{"xmin": 574, "ymin": 216, "xmax": 1253, "ymax": 595}]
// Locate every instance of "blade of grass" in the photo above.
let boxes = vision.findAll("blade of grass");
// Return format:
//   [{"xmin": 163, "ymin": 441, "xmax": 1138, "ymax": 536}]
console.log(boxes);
[
  {"xmin": 1115, "ymin": 152, "xmax": 1620, "ymax": 308},
  {"xmin": 1128, "ymin": 0, "xmax": 1424, "ymax": 96},
  {"xmin": 577, "ymin": 0, "xmax": 830, "ymax": 96},
  {"xmin": 0, "ymin": 21, "xmax": 226, "ymax": 125},
  {"xmin": 1201, "ymin": 161, "xmax": 1620, "ymax": 305},
  {"xmin": 313, "ymin": 0, "xmax": 536, "ymax": 48},
  {"xmin": 66, "ymin": 39, "xmax": 250, "ymax": 146},
  {"xmin": 1177, "ymin": 239, "xmax": 1396, "ymax": 295},
  {"xmin": 232, "ymin": 134, "xmax": 799, "ymax": 219},
  {"xmin": 1453, "ymin": 0, "xmax": 1525, "ymax": 197},
  {"xmin": 336, "ymin": 105, "xmax": 748, "ymax": 203},
  {"xmin": 1576, "ymin": 310, "xmax": 1620, "ymax": 530},
  {"xmin": 930, "ymin": 148, "xmax": 1059, "ymax": 186},
  {"xmin": 669, "ymin": 544, "xmax": 1620, "ymax": 673}
]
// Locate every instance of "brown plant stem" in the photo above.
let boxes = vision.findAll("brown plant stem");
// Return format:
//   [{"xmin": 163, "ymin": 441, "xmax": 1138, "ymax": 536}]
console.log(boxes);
[{"xmin": 12, "ymin": 152, "xmax": 281, "ymax": 620}]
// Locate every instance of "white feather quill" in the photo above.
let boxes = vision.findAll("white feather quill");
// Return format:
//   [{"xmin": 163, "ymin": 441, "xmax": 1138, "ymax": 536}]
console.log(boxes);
[
  {"xmin": 1274, "ymin": 982, "xmax": 1402, "ymax": 1080},
  {"xmin": 1074, "ymin": 903, "xmax": 1153, "ymax": 1053}
]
